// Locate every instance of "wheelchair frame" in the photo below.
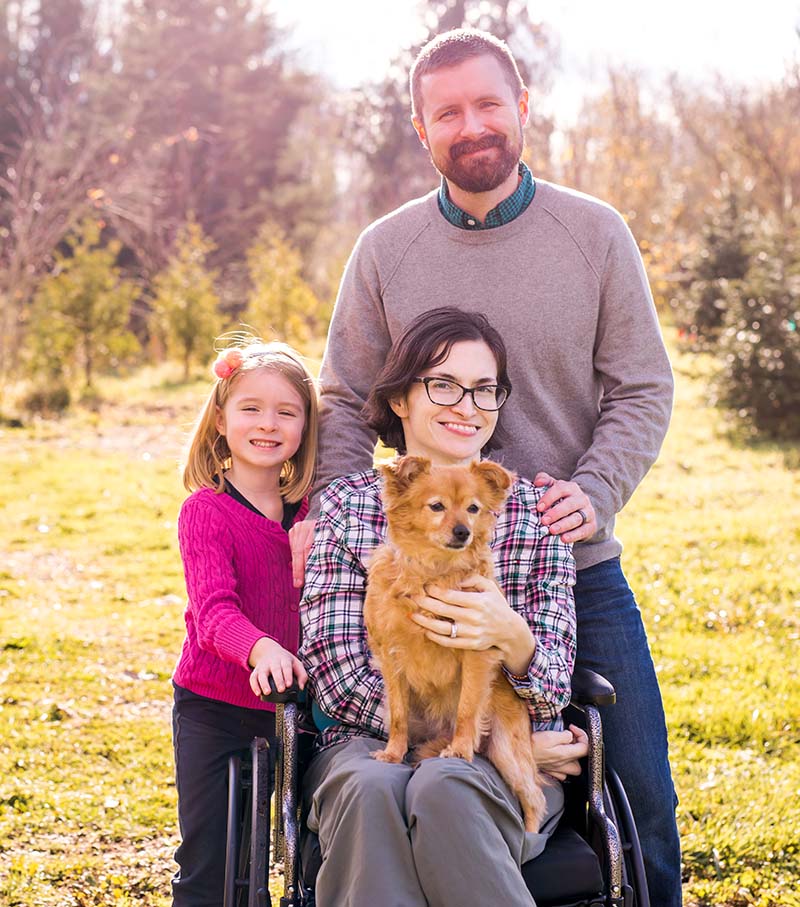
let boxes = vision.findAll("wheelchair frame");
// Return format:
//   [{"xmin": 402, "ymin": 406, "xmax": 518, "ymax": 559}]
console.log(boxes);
[
  {"xmin": 225, "ymin": 667, "xmax": 649, "ymax": 907},
  {"xmin": 224, "ymin": 737, "xmax": 272, "ymax": 907}
]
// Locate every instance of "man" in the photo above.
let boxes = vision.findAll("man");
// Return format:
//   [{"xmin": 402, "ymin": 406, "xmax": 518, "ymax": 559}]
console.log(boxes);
[{"xmin": 292, "ymin": 28, "xmax": 680, "ymax": 907}]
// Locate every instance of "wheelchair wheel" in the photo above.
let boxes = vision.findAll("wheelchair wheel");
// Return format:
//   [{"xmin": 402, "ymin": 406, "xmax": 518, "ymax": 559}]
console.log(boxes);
[
  {"xmin": 604, "ymin": 767, "xmax": 650, "ymax": 907},
  {"xmin": 224, "ymin": 738, "xmax": 273, "ymax": 907}
]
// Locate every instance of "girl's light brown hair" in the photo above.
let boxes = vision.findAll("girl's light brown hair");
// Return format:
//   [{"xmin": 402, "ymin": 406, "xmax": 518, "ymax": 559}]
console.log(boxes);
[{"xmin": 183, "ymin": 339, "xmax": 318, "ymax": 503}]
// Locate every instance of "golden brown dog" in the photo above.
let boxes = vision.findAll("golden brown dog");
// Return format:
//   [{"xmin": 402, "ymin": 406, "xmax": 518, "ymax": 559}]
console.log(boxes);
[{"xmin": 363, "ymin": 455, "xmax": 546, "ymax": 833}]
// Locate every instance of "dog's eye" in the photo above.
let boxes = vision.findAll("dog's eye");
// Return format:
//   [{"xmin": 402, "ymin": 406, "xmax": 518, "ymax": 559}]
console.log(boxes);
[
  {"xmin": 466, "ymin": 504, "xmax": 480, "ymax": 514},
  {"xmin": 428, "ymin": 502, "xmax": 445, "ymax": 512}
]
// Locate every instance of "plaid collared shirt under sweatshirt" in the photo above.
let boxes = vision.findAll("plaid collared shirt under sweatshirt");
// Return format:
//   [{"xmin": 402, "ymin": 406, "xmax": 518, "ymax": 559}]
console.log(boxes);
[
  {"xmin": 299, "ymin": 468, "xmax": 577, "ymax": 753},
  {"xmin": 438, "ymin": 161, "xmax": 535, "ymax": 230}
]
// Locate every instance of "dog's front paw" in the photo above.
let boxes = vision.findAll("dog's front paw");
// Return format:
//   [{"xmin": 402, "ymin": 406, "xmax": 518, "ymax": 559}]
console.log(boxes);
[
  {"xmin": 373, "ymin": 748, "xmax": 404, "ymax": 763},
  {"xmin": 439, "ymin": 744, "xmax": 474, "ymax": 761}
]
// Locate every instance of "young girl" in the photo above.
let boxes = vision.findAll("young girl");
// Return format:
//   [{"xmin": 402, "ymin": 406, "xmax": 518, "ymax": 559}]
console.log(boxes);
[{"xmin": 171, "ymin": 338, "xmax": 318, "ymax": 907}]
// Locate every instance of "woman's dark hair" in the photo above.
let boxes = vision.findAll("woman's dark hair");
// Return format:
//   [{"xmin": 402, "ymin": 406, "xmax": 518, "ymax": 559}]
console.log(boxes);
[{"xmin": 362, "ymin": 307, "xmax": 512, "ymax": 455}]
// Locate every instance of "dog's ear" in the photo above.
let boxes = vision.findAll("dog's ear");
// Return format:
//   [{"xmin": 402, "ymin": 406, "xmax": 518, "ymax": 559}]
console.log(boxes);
[
  {"xmin": 471, "ymin": 461, "xmax": 514, "ymax": 508},
  {"xmin": 381, "ymin": 456, "xmax": 431, "ymax": 496}
]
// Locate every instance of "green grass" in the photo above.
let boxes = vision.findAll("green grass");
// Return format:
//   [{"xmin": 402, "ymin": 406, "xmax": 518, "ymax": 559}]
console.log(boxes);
[
  {"xmin": 1, "ymin": 348, "xmax": 798, "ymax": 906},
  {"xmin": 616, "ymin": 347, "xmax": 800, "ymax": 906}
]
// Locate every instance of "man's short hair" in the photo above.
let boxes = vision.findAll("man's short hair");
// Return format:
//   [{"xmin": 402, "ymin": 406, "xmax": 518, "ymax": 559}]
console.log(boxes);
[{"xmin": 410, "ymin": 28, "xmax": 525, "ymax": 121}]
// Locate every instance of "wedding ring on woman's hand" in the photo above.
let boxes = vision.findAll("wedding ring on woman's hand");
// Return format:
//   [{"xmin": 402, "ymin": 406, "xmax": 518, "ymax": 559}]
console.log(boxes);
[
  {"xmin": 449, "ymin": 621, "xmax": 458, "ymax": 639},
  {"xmin": 577, "ymin": 509, "xmax": 588, "ymax": 527}
]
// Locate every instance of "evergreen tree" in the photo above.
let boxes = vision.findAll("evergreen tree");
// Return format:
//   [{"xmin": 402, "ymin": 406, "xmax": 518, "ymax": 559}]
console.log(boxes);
[
  {"xmin": 242, "ymin": 223, "xmax": 322, "ymax": 349},
  {"xmin": 714, "ymin": 215, "xmax": 800, "ymax": 439},
  {"xmin": 677, "ymin": 190, "xmax": 753, "ymax": 345},
  {"xmin": 28, "ymin": 219, "xmax": 139, "ymax": 390},
  {"xmin": 151, "ymin": 217, "xmax": 220, "ymax": 379}
]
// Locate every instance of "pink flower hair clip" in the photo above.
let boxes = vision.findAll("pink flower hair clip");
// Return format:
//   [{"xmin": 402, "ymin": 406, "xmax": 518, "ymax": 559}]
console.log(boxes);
[{"xmin": 212, "ymin": 348, "xmax": 244, "ymax": 379}]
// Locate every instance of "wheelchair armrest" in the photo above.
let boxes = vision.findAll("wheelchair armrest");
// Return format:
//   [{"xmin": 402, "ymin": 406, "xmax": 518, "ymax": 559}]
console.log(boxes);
[
  {"xmin": 570, "ymin": 667, "xmax": 616, "ymax": 707},
  {"xmin": 260, "ymin": 677, "xmax": 304, "ymax": 704}
]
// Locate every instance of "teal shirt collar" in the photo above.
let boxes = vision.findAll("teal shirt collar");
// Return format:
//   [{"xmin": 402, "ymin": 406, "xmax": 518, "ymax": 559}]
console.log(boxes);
[{"xmin": 437, "ymin": 162, "xmax": 535, "ymax": 230}]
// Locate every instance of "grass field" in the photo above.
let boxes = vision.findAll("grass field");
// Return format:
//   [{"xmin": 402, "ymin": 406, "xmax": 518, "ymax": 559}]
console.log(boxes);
[{"xmin": 1, "ymin": 344, "xmax": 798, "ymax": 906}]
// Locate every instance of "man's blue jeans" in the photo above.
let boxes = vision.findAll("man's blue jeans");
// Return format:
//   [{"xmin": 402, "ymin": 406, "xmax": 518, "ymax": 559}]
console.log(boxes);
[{"xmin": 574, "ymin": 557, "xmax": 682, "ymax": 907}]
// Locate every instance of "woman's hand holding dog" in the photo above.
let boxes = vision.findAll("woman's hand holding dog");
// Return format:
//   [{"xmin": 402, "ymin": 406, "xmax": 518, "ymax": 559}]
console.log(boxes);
[
  {"xmin": 531, "ymin": 725, "xmax": 589, "ymax": 781},
  {"xmin": 248, "ymin": 636, "xmax": 308, "ymax": 697},
  {"xmin": 411, "ymin": 574, "xmax": 536, "ymax": 676}
]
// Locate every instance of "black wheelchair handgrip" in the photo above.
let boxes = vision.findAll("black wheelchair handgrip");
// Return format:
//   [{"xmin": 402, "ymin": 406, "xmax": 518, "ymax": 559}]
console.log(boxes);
[
  {"xmin": 260, "ymin": 677, "xmax": 304, "ymax": 704},
  {"xmin": 570, "ymin": 666, "xmax": 616, "ymax": 707}
]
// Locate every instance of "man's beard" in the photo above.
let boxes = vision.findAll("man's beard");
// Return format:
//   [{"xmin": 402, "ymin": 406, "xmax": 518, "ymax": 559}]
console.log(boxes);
[{"xmin": 434, "ymin": 128, "xmax": 522, "ymax": 194}]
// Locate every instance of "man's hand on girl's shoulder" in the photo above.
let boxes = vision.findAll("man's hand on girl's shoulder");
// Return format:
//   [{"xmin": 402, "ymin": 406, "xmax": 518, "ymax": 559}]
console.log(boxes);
[{"xmin": 289, "ymin": 519, "xmax": 317, "ymax": 588}]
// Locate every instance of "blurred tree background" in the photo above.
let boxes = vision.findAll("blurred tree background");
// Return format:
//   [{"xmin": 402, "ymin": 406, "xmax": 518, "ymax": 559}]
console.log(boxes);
[{"xmin": 1, "ymin": 0, "xmax": 799, "ymax": 439}]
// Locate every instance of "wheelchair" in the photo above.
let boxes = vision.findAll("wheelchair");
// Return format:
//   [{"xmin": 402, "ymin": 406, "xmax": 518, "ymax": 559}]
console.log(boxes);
[{"xmin": 224, "ymin": 666, "xmax": 649, "ymax": 907}]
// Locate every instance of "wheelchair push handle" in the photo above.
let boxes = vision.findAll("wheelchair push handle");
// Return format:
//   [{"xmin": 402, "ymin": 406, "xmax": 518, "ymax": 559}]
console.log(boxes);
[
  {"xmin": 260, "ymin": 676, "xmax": 305, "ymax": 704},
  {"xmin": 570, "ymin": 666, "xmax": 616, "ymax": 707}
]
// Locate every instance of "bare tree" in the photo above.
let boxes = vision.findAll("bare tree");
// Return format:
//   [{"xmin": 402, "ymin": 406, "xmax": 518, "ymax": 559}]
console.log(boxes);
[
  {"xmin": 0, "ymin": 5, "xmax": 150, "ymax": 381},
  {"xmin": 555, "ymin": 65, "xmax": 715, "ymax": 301},
  {"xmin": 669, "ymin": 57, "xmax": 800, "ymax": 225}
]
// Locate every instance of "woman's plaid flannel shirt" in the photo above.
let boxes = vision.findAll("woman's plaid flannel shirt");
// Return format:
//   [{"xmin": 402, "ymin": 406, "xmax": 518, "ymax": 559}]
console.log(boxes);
[{"xmin": 300, "ymin": 469, "xmax": 577, "ymax": 753}]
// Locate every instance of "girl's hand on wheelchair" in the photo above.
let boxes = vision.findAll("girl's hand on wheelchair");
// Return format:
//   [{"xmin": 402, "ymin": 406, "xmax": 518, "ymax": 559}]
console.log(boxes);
[
  {"xmin": 531, "ymin": 725, "xmax": 588, "ymax": 781},
  {"xmin": 248, "ymin": 637, "xmax": 308, "ymax": 696}
]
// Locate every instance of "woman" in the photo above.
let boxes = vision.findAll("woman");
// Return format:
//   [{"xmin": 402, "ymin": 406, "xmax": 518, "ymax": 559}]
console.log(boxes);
[{"xmin": 300, "ymin": 307, "xmax": 586, "ymax": 907}]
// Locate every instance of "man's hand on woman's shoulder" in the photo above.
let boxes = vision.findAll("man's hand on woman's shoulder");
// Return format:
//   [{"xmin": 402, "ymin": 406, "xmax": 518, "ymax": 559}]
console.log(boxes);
[{"xmin": 533, "ymin": 473, "xmax": 597, "ymax": 543}]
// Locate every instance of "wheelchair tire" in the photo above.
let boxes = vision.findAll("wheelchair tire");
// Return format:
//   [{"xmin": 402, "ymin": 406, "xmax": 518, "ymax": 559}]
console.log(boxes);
[
  {"xmin": 224, "ymin": 738, "xmax": 273, "ymax": 907},
  {"xmin": 605, "ymin": 768, "xmax": 650, "ymax": 907}
]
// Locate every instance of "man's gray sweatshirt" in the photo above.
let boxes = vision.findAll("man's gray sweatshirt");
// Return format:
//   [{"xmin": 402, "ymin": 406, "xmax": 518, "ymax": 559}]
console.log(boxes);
[{"xmin": 312, "ymin": 180, "xmax": 674, "ymax": 571}]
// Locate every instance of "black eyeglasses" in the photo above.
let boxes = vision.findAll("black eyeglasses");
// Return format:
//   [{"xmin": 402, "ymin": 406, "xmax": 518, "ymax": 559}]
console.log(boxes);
[{"xmin": 412, "ymin": 377, "xmax": 510, "ymax": 411}]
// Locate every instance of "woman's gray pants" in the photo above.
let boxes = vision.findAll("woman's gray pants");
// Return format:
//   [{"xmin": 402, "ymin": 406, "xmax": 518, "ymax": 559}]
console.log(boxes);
[{"xmin": 303, "ymin": 736, "xmax": 564, "ymax": 907}]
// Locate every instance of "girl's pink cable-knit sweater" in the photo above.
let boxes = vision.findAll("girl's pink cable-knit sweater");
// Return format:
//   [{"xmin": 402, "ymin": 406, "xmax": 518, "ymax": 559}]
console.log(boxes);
[{"xmin": 172, "ymin": 487, "xmax": 309, "ymax": 711}]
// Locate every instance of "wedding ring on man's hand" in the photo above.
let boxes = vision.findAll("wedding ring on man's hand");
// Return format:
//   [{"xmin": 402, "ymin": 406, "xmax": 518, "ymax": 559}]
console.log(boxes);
[
  {"xmin": 577, "ymin": 509, "xmax": 588, "ymax": 527},
  {"xmin": 449, "ymin": 621, "xmax": 458, "ymax": 639}
]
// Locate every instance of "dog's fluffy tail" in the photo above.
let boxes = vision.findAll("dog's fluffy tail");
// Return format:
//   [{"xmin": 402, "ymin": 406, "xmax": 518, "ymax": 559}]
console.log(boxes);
[
  {"xmin": 407, "ymin": 735, "xmax": 452, "ymax": 763},
  {"xmin": 485, "ymin": 693, "xmax": 547, "ymax": 833}
]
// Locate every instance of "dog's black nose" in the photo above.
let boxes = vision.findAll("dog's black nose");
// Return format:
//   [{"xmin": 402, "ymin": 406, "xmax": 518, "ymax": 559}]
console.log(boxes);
[{"xmin": 452, "ymin": 524, "xmax": 471, "ymax": 543}]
